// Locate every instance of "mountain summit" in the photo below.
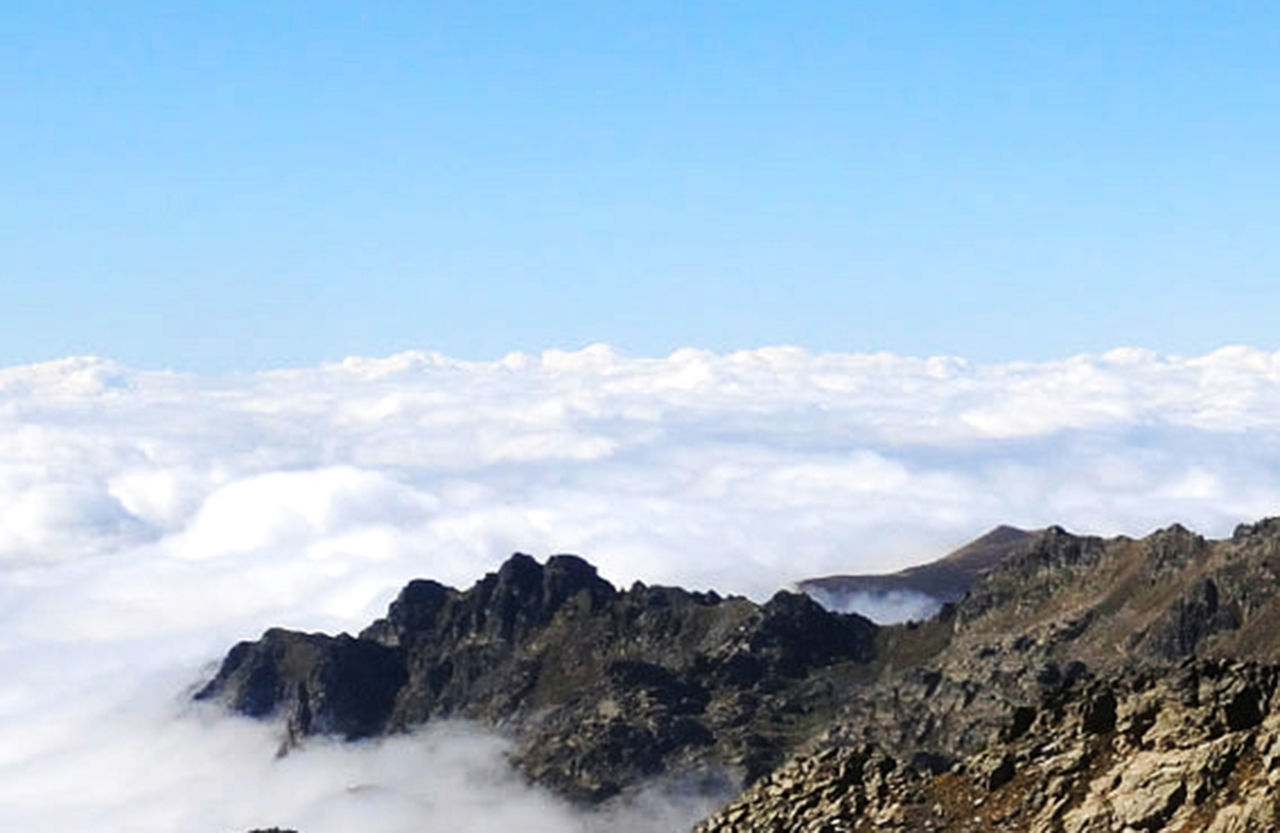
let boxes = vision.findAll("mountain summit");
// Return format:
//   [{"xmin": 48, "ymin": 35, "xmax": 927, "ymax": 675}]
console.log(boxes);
[
  {"xmin": 198, "ymin": 553, "xmax": 877, "ymax": 801},
  {"xmin": 796, "ymin": 525, "xmax": 1034, "ymax": 621},
  {"xmin": 206, "ymin": 517, "xmax": 1280, "ymax": 831}
]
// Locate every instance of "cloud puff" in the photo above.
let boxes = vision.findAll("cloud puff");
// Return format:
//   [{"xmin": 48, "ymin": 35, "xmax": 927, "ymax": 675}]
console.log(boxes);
[
  {"xmin": 4, "ymin": 344, "xmax": 1280, "ymax": 831},
  {"xmin": 803, "ymin": 589, "xmax": 946, "ymax": 625}
]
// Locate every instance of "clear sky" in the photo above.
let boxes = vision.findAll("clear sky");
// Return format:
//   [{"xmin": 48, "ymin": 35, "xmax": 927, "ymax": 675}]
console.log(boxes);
[{"xmin": 3, "ymin": 2, "xmax": 1278, "ymax": 371}]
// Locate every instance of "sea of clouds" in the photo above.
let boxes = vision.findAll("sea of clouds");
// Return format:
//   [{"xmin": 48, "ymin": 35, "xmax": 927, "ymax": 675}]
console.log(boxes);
[{"xmin": 5, "ymin": 343, "xmax": 1280, "ymax": 831}]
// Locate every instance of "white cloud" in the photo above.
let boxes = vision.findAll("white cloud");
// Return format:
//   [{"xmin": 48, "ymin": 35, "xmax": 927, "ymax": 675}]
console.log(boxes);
[
  {"xmin": 4, "ymin": 344, "xmax": 1280, "ymax": 831},
  {"xmin": 804, "ymin": 589, "xmax": 945, "ymax": 625},
  {"xmin": 174, "ymin": 467, "xmax": 439, "ymax": 561}
]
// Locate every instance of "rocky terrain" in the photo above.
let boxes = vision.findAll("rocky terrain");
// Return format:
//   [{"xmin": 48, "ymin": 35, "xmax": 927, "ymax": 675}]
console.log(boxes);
[
  {"xmin": 200, "ymin": 553, "xmax": 878, "ymax": 801},
  {"xmin": 696, "ymin": 657, "xmax": 1280, "ymax": 832},
  {"xmin": 208, "ymin": 517, "xmax": 1280, "ymax": 831}
]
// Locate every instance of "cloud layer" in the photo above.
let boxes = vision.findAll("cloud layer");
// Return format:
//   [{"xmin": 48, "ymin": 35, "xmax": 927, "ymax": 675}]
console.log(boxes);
[{"xmin": 4, "ymin": 344, "xmax": 1280, "ymax": 831}]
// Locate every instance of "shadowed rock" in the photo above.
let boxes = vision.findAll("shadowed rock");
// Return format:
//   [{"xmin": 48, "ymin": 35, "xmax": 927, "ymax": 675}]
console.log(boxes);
[
  {"xmin": 198, "ymin": 552, "xmax": 877, "ymax": 802},
  {"xmin": 211, "ymin": 514, "xmax": 1280, "ymax": 831}
]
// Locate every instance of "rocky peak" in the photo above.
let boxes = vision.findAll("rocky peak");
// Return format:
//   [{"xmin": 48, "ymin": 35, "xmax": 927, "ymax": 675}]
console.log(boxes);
[
  {"xmin": 208, "ymin": 516, "xmax": 1280, "ymax": 831},
  {"xmin": 197, "ymin": 629, "xmax": 405, "ymax": 742},
  {"xmin": 198, "ymin": 552, "xmax": 878, "ymax": 801},
  {"xmin": 1232, "ymin": 516, "xmax": 1280, "ymax": 543},
  {"xmin": 542, "ymin": 553, "xmax": 617, "ymax": 612},
  {"xmin": 359, "ymin": 552, "xmax": 617, "ymax": 649},
  {"xmin": 359, "ymin": 579, "xmax": 453, "ymax": 646},
  {"xmin": 475, "ymin": 553, "xmax": 543, "ymax": 639},
  {"xmin": 1006, "ymin": 524, "xmax": 1104, "ymax": 573},
  {"xmin": 468, "ymin": 551, "xmax": 616, "ymax": 637},
  {"xmin": 795, "ymin": 525, "xmax": 1035, "ymax": 620},
  {"xmin": 751, "ymin": 591, "xmax": 876, "ymax": 674}
]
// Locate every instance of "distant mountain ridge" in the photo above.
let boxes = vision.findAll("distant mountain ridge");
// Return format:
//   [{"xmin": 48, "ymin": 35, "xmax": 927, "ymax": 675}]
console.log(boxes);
[
  {"xmin": 210, "ymin": 515, "xmax": 1280, "ymax": 831},
  {"xmin": 796, "ymin": 525, "xmax": 1035, "ymax": 619}
]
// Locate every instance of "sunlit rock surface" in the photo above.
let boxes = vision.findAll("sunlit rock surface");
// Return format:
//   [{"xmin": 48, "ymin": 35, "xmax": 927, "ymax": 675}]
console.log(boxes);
[{"xmin": 210, "ymin": 515, "xmax": 1280, "ymax": 831}]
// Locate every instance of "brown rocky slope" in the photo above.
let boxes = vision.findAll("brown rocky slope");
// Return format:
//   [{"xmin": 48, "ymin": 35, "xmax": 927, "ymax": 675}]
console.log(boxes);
[
  {"xmin": 208, "ymin": 517, "xmax": 1280, "ymax": 831},
  {"xmin": 696, "ymin": 518, "xmax": 1280, "ymax": 831}
]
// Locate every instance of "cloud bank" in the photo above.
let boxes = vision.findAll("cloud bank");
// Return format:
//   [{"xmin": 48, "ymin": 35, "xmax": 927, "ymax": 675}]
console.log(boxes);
[{"xmin": 4, "ymin": 344, "xmax": 1280, "ymax": 831}]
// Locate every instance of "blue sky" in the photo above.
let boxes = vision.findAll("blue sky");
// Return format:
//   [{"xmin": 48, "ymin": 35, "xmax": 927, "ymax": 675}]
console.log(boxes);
[{"xmin": 3, "ymin": 2, "xmax": 1278, "ymax": 371}]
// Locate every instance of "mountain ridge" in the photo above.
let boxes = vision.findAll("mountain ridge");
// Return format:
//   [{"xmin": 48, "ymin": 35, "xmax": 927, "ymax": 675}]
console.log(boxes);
[
  {"xmin": 796, "ymin": 524, "xmax": 1035, "ymax": 619},
  {"xmin": 208, "ymin": 515, "xmax": 1280, "ymax": 831},
  {"xmin": 199, "ymin": 552, "xmax": 879, "ymax": 802}
]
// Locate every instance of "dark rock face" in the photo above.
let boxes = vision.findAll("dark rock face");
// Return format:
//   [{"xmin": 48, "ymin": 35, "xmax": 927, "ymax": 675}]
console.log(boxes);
[
  {"xmin": 198, "ymin": 553, "xmax": 877, "ymax": 801},
  {"xmin": 199, "ymin": 630, "xmax": 405, "ymax": 741},
  {"xmin": 210, "ymin": 515, "xmax": 1280, "ymax": 831},
  {"xmin": 1141, "ymin": 577, "xmax": 1242, "ymax": 659}
]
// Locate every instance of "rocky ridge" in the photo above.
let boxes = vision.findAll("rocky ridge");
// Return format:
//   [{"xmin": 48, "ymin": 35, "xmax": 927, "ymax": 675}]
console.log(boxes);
[
  {"xmin": 695, "ymin": 519, "xmax": 1280, "ymax": 831},
  {"xmin": 696, "ymin": 658, "xmax": 1280, "ymax": 832},
  {"xmin": 798, "ymin": 525, "xmax": 1034, "ymax": 613},
  {"xmin": 199, "ymin": 553, "xmax": 877, "ymax": 802},
  {"xmin": 207, "ymin": 516, "xmax": 1280, "ymax": 831}
]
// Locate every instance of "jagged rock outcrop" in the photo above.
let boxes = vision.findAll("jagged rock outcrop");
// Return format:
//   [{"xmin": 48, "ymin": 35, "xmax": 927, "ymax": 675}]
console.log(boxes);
[
  {"xmin": 696, "ymin": 517, "xmax": 1280, "ymax": 831},
  {"xmin": 695, "ymin": 659, "xmax": 1280, "ymax": 832},
  {"xmin": 198, "ymin": 554, "xmax": 877, "ymax": 801},
  {"xmin": 207, "ymin": 515, "xmax": 1280, "ymax": 831}
]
